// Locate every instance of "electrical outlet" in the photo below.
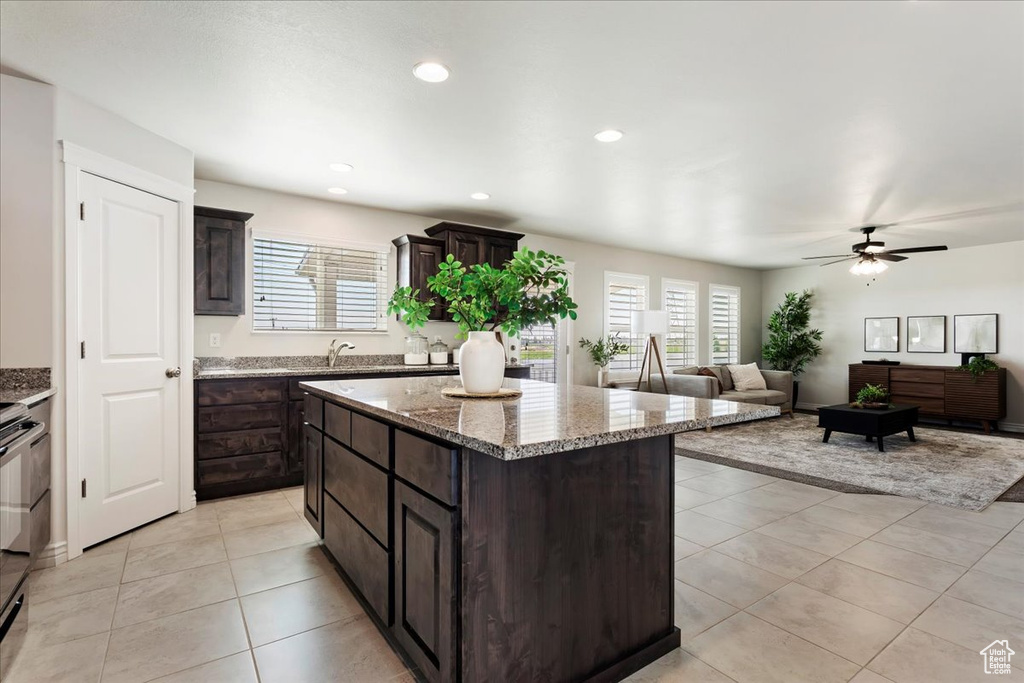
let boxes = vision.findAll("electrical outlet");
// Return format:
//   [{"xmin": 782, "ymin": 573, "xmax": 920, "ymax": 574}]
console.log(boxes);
[{"xmin": 209, "ymin": 333, "xmax": 221, "ymax": 348}]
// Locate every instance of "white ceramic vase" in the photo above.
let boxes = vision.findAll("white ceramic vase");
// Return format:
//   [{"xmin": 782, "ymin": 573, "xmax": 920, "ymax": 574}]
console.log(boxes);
[{"xmin": 459, "ymin": 330, "xmax": 506, "ymax": 394}]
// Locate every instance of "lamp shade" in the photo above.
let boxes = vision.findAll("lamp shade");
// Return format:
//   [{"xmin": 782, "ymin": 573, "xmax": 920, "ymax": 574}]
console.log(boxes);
[{"xmin": 631, "ymin": 310, "xmax": 668, "ymax": 336}]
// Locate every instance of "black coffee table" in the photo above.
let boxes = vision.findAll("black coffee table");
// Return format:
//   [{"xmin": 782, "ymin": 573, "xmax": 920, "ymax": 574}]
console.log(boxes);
[{"xmin": 817, "ymin": 404, "xmax": 919, "ymax": 452}]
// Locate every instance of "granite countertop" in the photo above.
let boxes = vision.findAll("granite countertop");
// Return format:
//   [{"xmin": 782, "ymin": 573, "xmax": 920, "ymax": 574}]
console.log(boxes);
[
  {"xmin": 300, "ymin": 376, "xmax": 780, "ymax": 460},
  {"xmin": 196, "ymin": 363, "xmax": 519, "ymax": 380},
  {"xmin": 0, "ymin": 367, "xmax": 55, "ymax": 405}
]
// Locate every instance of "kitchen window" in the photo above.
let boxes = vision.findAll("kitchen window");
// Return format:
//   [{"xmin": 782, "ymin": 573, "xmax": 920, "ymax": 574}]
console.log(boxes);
[
  {"xmin": 662, "ymin": 279, "xmax": 698, "ymax": 367},
  {"xmin": 252, "ymin": 234, "xmax": 389, "ymax": 332},
  {"xmin": 709, "ymin": 284, "xmax": 741, "ymax": 365},
  {"xmin": 604, "ymin": 271, "xmax": 649, "ymax": 371}
]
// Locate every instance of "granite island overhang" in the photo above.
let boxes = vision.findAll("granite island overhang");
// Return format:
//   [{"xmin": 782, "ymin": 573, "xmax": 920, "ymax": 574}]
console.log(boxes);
[{"xmin": 298, "ymin": 376, "xmax": 778, "ymax": 682}]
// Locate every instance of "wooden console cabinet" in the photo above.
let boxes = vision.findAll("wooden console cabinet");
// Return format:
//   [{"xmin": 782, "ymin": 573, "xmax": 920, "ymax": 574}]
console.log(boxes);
[{"xmin": 848, "ymin": 363, "xmax": 1007, "ymax": 433}]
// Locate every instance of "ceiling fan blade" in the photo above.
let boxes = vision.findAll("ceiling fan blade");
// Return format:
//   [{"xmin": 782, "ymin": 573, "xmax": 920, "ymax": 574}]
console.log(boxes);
[
  {"xmin": 884, "ymin": 245, "xmax": 948, "ymax": 255},
  {"xmin": 819, "ymin": 256, "xmax": 859, "ymax": 267},
  {"xmin": 802, "ymin": 255, "xmax": 854, "ymax": 260},
  {"xmin": 874, "ymin": 253, "xmax": 908, "ymax": 262}
]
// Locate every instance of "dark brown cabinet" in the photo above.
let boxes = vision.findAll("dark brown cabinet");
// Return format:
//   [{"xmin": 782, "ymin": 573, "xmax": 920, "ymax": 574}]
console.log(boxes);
[
  {"xmin": 424, "ymin": 222, "xmax": 524, "ymax": 269},
  {"xmin": 194, "ymin": 206, "xmax": 252, "ymax": 316},
  {"xmin": 393, "ymin": 481, "xmax": 457, "ymax": 683},
  {"xmin": 848, "ymin": 363, "xmax": 1007, "ymax": 432},
  {"xmin": 393, "ymin": 235, "xmax": 446, "ymax": 321},
  {"xmin": 303, "ymin": 423, "xmax": 322, "ymax": 535}
]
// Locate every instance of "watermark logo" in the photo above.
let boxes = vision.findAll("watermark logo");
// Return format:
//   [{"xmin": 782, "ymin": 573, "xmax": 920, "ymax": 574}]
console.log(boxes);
[{"xmin": 980, "ymin": 640, "xmax": 1014, "ymax": 675}]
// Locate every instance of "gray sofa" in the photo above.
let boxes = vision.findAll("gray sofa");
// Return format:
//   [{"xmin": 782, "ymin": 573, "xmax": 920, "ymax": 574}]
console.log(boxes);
[{"xmin": 612, "ymin": 365, "xmax": 793, "ymax": 417}]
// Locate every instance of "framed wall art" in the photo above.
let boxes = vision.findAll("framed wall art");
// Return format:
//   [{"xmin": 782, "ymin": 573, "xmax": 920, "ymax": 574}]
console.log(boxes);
[
  {"xmin": 907, "ymin": 315, "xmax": 946, "ymax": 353},
  {"xmin": 954, "ymin": 313, "xmax": 998, "ymax": 354},
  {"xmin": 864, "ymin": 317, "xmax": 899, "ymax": 353}
]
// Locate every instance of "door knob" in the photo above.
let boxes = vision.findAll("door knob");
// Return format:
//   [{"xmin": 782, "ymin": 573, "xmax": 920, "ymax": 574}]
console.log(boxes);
[{"xmin": 166, "ymin": 367, "xmax": 181, "ymax": 378}]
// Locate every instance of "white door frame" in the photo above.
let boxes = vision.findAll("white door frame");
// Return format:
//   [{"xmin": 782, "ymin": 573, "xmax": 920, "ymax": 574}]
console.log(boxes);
[{"xmin": 61, "ymin": 141, "xmax": 195, "ymax": 560}]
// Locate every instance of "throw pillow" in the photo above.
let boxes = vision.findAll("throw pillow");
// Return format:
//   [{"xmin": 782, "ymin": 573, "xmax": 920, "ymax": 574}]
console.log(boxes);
[
  {"xmin": 697, "ymin": 367, "xmax": 724, "ymax": 393},
  {"xmin": 728, "ymin": 363, "xmax": 767, "ymax": 392},
  {"xmin": 718, "ymin": 365, "xmax": 734, "ymax": 391}
]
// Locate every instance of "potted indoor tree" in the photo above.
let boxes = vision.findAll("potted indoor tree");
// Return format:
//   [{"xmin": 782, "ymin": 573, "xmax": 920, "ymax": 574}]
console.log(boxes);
[
  {"xmin": 578, "ymin": 335, "xmax": 630, "ymax": 387},
  {"xmin": 388, "ymin": 248, "xmax": 577, "ymax": 394},
  {"xmin": 762, "ymin": 290, "xmax": 823, "ymax": 407}
]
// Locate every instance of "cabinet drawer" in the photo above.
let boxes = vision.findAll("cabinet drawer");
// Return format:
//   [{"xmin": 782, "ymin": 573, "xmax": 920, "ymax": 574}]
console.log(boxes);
[
  {"xmin": 323, "ymin": 494, "xmax": 390, "ymax": 624},
  {"xmin": 351, "ymin": 413, "xmax": 389, "ymax": 468},
  {"xmin": 891, "ymin": 395, "xmax": 945, "ymax": 415},
  {"xmin": 325, "ymin": 403, "xmax": 351, "ymax": 446},
  {"xmin": 197, "ymin": 428, "xmax": 283, "ymax": 459},
  {"xmin": 889, "ymin": 381, "xmax": 944, "ymax": 399},
  {"xmin": 324, "ymin": 439, "xmax": 389, "ymax": 546},
  {"xmin": 197, "ymin": 379, "xmax": 286, "ymax": 406},
  {"xmin": 197, "ymin": 451, "xmax": 287, "ymax": 486},
  {"xmin": 890, "ymin": 368, "xmax": 945, "ymax": 384},
  {"xmin": 304, "ymin": 394, "xmax": 323, "ymax": 430},
  {"xmin": 395, "ymin": 430, "xmax": 457, "ymax": 506},
  {"xmin": 197, "ymin": 403, "xmax": 283, "ymax": 433}
]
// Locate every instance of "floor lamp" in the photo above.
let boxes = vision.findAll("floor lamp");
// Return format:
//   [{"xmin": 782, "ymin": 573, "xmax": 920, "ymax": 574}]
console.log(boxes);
[{"xmin": 632, "ymin": 310, "xmax": 669, "ymax": 393}]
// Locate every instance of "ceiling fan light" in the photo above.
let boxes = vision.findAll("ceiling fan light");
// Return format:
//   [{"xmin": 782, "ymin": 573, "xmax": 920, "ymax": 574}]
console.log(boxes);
[
  {"xmin": 872, "ymin": 260, "xmax": 888, "ymax": 274},
  {"xmin": 849, "ymin": 260, "xmax": 866, "ymax": 275}
]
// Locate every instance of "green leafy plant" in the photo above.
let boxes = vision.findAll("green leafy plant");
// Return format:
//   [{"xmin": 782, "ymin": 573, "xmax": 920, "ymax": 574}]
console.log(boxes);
[
  {"xmin": 387, "ymin": 248, "xmax": 578, "ymax": 338},
  {"xmin": 578, "ymin": 334, "xmax": 630, "ymax": 368},
  {"xmin": 855, "ymin": 383, "xmax": 889, "ymax": 405},
  {"xmin": 762, "ymin": 290, "xmax": 823, "ymax": 378},
  {"xmin": 386, "ymin": 286, "xmax": 433, "ymax": 330},
  {"xmin": 958, "ymin": 356, "xmax": 999, "ymax": 380}
]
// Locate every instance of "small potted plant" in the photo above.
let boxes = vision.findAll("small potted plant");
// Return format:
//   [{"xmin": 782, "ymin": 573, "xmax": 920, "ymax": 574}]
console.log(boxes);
[
  {"xmin": 389, "ymin": 248, "xmax": 577, "ymax": 394},
  {"xmin": 578, "ymin": 335, "xmax": 630, "ymax": 387},
  {"xmin": 852, "ymin": 383, "xmax": 890, "ymax": 409},
  {"xmin": 957, "ymin": 356, "xmax": 999, "ymax": 381}
]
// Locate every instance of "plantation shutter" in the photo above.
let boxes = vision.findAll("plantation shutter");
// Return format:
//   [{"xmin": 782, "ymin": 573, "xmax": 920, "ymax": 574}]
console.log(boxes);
[
  {"xmin": 253, "ymin": 234, "xmax": 388, "ymax": 331},
  {"xmin": 604, "ymin": 272, "xmax": 648, "ymax": 371},
  {"xmin": 663, "ymin": 279, "xmax": 698, "ymax": 367},
  {"xmin": 710, "ymin": 284, "xmax": 741, "ymax": 365}
]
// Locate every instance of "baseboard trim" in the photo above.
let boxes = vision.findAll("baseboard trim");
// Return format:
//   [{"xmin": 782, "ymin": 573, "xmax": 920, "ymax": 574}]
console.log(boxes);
[{"xmin": 36, "ymin": 540, "xmax": 68, "ymax": 568}]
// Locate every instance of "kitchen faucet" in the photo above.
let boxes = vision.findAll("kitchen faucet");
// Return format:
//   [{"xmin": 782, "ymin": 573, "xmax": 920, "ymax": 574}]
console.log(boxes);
[{"xmin": 327, "ymin": 339, "xmax": 356, "ymax": 367}]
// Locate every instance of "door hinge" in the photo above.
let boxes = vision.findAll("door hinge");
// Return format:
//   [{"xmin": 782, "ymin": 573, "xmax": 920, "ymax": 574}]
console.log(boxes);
[
  {"xmin": 81, "ymin": 478, "xmax": 87, "ymax": 498},
  {"xmin": 80, "ymin": 202, "xmax": 85, "ymax": 221},
  {"xmin": 80, "ymin": 341, "xmax": 85, "ymax": 359}
]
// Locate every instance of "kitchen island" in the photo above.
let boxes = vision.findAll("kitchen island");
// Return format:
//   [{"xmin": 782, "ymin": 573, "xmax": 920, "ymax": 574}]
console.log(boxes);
[{"xmin": 300, "ymin": 376, "xmax": 778, "ymax": 683}]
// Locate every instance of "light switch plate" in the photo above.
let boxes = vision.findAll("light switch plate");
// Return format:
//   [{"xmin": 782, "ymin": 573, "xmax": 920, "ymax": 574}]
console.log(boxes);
[{"xmin": 209, "ymin": 333, "xmax": 221, "ymax": 348}]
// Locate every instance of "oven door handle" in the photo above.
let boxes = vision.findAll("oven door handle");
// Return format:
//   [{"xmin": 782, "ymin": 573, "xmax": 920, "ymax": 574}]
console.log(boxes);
[
  {"xmin": 0, "ymin": 421, "xmax": 44, "ymax": 467},
  {"xmin": 0, "ymin": 446, "xmax": 7, "ymax": 458}
]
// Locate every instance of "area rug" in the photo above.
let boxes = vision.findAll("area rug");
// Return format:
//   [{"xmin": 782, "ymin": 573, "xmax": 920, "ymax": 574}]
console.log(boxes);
[{"xmin": 674, "ymin": 413, "xmax": 1024, "ymax": 511}]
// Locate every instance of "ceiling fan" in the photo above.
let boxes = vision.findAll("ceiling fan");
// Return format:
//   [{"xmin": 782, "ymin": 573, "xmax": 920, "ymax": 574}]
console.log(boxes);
[{"xmin": 802, "ymin": 225, "xmax": 948, "ymax": 275}]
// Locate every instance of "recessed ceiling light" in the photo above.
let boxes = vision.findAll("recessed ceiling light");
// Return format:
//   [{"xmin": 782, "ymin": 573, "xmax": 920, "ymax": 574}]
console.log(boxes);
[
  {"xmin": 327, "ymin": 187, "xmax": 348, "ymax": 195},
  {"xmin": 413, "ymin": 62, "xmax": 450, "ymax": 83},
  {"xmin": 329, "ymin": 163, "xmax": 353, "ymax": 172},
  {"xmin": 470, "ymin": 192, "xmax": 490, "ymax": 200},
  {"xmin": 594, "ymin": 129, "xmax": 624, "ymax": 142}
]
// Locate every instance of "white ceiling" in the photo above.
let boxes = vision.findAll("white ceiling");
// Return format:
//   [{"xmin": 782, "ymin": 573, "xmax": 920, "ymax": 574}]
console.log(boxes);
[{"xmin": 2, "ymin": 1, "xmax": 1022, "ymax": 269}]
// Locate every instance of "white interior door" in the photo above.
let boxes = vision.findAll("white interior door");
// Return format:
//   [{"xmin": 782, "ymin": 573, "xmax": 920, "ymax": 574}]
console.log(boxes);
[{"xmin": 78, "ymin": 172, "xmax": 180, "ymax": 548}]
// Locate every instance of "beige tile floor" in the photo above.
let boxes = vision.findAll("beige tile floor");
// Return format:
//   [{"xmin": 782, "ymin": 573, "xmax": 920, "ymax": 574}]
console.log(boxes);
[{"xmin": 7, "ymin": 455, "xmax": 1023, "ymax": 683}]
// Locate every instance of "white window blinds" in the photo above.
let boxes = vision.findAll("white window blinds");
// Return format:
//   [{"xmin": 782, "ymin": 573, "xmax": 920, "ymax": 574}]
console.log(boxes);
[
  {"xmin": 710, "ymin": 284, "xmax": 740, "ymax": 365},
  {"xmin": 252, "ymin": 235, "xmax": 388, "ymax": 332},
  {"xmin": 604, "ymin": 272, "xmax": 648, "ymax": 371},
  {"xmin": 663, "ymin": 279, "xmax": 698, "ymax": 367}
]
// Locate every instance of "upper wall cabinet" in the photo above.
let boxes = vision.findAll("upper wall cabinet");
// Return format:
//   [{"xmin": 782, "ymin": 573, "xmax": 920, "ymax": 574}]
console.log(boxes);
[
  {"xmin": 394, "ymin": 223, "xmax": 524, "ymax": 323},
  {"xmin": 194, "ymin": 205, "xmax": 253, "ymax": 315},
  {"xmin": 393, "ymin": 234, "xmax": 447, "ymax": 321},
  {"xmin": 423, "ymin": 222, "xmax": 524, "ymax": 270}
]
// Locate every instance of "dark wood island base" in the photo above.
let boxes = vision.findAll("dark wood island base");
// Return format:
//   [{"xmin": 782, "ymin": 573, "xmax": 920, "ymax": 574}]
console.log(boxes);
[{"xmin": 300, "ymin": 376, "xmax": 778, "ymax": 682}]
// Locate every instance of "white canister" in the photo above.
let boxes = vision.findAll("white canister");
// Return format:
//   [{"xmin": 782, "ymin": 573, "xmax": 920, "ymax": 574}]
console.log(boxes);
[
  {"xmin": 452, "ymin": 345, "xmax": 461, "ymax": 365},
  {"xmin": 458, "ymin": 331, "xmax": 506, "ymax": 394}
]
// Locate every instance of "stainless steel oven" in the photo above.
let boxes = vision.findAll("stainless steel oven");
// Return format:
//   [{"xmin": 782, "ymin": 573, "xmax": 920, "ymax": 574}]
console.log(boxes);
[{"xmin": 0, "ymin": 402, "xmax": 46, "ymax": 678}]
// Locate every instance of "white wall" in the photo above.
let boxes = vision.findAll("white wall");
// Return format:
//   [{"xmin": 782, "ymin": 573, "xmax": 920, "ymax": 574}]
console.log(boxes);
[
  {"xmin": 0, "ymin": 74, "xmax": 54, "ymax": 367},
  {"xmin": 763, "ymin": 240, "xmax": 1024, "ymax": 429},
  {"xmin": 194, "ymin": 180, "xmax": 764, "ymax": 384}
]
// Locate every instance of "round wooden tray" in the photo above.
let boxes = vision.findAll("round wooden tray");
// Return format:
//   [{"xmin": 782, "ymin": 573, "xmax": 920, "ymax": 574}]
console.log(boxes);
[{"xmin": 441, "ymin": 387, "xmax": 522, "ymax": 400}]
